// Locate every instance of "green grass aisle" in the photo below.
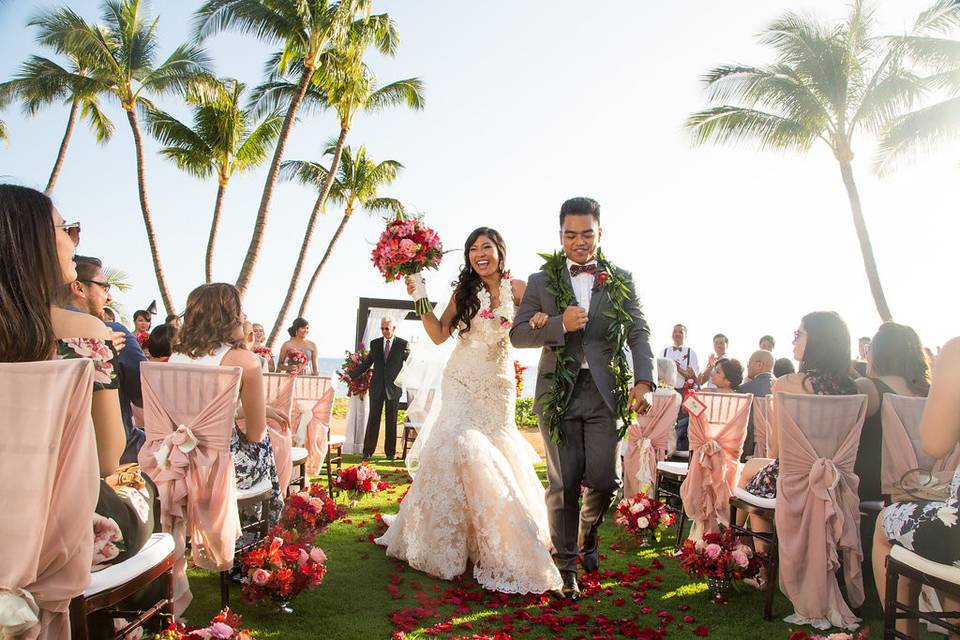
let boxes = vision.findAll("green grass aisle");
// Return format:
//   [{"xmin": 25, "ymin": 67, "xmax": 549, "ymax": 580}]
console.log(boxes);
[{"xmin": 182, "ymin": 456, "xmax": 895, "ymax": 639}]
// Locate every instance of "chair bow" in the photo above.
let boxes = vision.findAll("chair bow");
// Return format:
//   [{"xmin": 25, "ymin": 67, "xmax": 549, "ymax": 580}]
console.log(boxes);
[
  {"xmin": 0, "ymin": 588, "xmax": 39, "ymax": 637},
  {"xmin": 154, "ymin": 423, "xmax": 199, "ymax": 470},
  {"xmin": 809, "ymin": 458, "xmax": 842, "ymax": 500},
  {"xmin": 698, "ymin": 439, "xmax": 724, "ymax": 468}
]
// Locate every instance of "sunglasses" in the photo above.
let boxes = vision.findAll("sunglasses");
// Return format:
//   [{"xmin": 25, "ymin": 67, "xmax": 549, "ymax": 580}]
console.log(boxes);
[
  {"xmin": 793, "ymin": 329, "xmax": 807, "ymax": 342},
  {"xmin": 56, "ymin": 222, "xmax": 81, "ymax": 246},
  {"xmin": 79, "ymin": 279, "xmax": 111, "ymax": 292}
]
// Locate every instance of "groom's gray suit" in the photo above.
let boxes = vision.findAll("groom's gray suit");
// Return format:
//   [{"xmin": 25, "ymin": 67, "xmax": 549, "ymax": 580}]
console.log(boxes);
[{"xmin": 510, "ymin": 262, "xmax": 656, "ymax": 574}]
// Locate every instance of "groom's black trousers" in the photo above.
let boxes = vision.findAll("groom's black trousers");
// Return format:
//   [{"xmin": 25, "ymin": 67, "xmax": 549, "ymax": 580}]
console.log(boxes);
[{"xmin": 538, "ymin": 369, "xmax": 621, "ymax": 574}]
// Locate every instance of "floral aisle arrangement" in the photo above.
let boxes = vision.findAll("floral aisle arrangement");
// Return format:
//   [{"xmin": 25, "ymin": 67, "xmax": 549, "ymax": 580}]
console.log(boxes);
[
  {"xmin": 513, "ymin": 360, "xmax": 527, "ymax": 399},
  {"xmin": 613, "ymin": 492, "xmax": 674, "ymax": 546},
  {"xmin": 371, "ymin": 211, "xmax": 443, "ymax": 315},
  {"xmin": 283, "ymin": 349, "xmax": 308, "ymax": 375},
  {"xmin": 338, "ymin": 345, "xmax": 373, "ymax": 398},
  {"xmin": 154, "ymin": 607, "xmax": 254, "ymax": 639},
  {"xmin": 239, "ymin": 533, "xmax": 327, "ymax": 611},
  {"xmin": 333, "ymin": 463, "xmax": 388, "ymax": 505},
  {"xmin": 788, "ymin": 630, "xmax": 870, "ymax": 640},
  {"xmin": 675, "ymin": 528, "xmax": 762, "ymax": 602},
  {"xmin": 278, "ymin": 482, "xmax": 345, "ymax": 542}
]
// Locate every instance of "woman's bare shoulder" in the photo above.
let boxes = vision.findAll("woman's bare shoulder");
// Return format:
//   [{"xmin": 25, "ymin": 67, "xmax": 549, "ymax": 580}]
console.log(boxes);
[
  {"xmin": 50, "ymin": 306, "xmax": 110, "ymax": 340},
  {"xmin": 221, "ymin": 347, "xmax": 261, "ymax": 371}
]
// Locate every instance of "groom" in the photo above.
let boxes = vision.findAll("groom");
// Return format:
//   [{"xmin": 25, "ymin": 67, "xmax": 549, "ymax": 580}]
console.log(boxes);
[{"xmin": 511, "ymin": 197, "xmax": 656, "ymax": 599}]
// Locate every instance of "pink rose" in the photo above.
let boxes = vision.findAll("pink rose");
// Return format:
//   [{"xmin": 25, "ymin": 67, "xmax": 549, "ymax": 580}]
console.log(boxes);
[
  {"xmin": 251, "ymin": 568, "xmax": 271, "ymax": 585},
  {"xmin": 310, "ymin": 546, "xmax": 327, "ymax": 564},
  {"xmin": 704, "ymin": 543, "xmax": 722, "ymax": 560},
  {"xmin": 298, "ymin": 548, "xmax": 309, "ymax": 566},
  {"xmin": 206, "ymin": 622, "xmax": 235, "ymax": 639},
  {"xmin": 731, "ymin": 550, "xmax": 749, "ymax": 567}
]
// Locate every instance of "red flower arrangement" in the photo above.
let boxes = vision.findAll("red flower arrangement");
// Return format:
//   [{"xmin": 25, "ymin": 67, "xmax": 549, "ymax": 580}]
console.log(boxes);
[
  {"xmin": 613, "ymin": 492, "xmax": 674, "ymax": 544},
  {"xmin": 239, "ymin": 532, "xmax": 327, "ymax": 606},
  {"xmin": 136, "ymin": 331, "xmax": 150, "ymax": 352},
  {"xmin": 278, "ymin": 482, "xmax": 345, "ymax": 543},
  {"xmin": 284, "ymin": 349, "xmax": 308, "ymax": 375},
  {"xmin": 252, "ymin": 345, "xmax": 273, "ymax": 362},
  {"xmin": 513, "ymin": 360, "xmax": 527, "ymax": 399},
  {"xmin": 333, "ymin": 463, "xmax": 388, "ymax": 503},
  {"xmin": 154, "ymin": 607, "xmax": 255, "ymax": 639},
  {"xmin": 339, "ymin": 345, "xmax": 373, "ymax": 398},
  {"xmin": 676, "ymin": 528, "xmax": 762, "ymax": 582},
  {"xmin": 371, "ymin": 211, "xmax": 443, "ymax": 315}
]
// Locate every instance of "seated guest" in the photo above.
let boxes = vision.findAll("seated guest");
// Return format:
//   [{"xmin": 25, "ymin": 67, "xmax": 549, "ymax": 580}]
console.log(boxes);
[
  {"xmin": 69, "ymin": 255, "xmax": 148, "ymax": 463},
  {"xmin": 697, "ymin": 333, "xmax": 730, "ymax": 388},
  {"xmin": 709, "ymin": 357, "xmax": 743, "ymax": 394},
  {"xmin": 854, "ymin": 322, "xmax": 931, "ymax": 502},
  {"xmin": 0, "ymin": 185, "xmax": 154, "ymax": 577},
  {"xmin": 739, "ymin": 350, "xmax": 775, "ymax": 460},
  {"xmin": 170, "ymin": 283, "xmax": 284, "ymax": 549},
  {"xmin": 251, "ymin": 322, "xmax": 275, "ymax": 372},
  {"xmin": 759, "ymin": 334, "xmax": 775, "ymax": 352},
  {"xmin": 133, "ymin": 309, "xmax": 152, "ymax": 350},
  {"xmin": 873, "ymin": 337, "xmax": 960, "ymax": 638},
  {"xmin": 774, "ymin": 357, "xmax": 796, "ymax": 378},
  {"xmin": 147, "ymin": 323, "xmax": 176, "ymax": 362}
]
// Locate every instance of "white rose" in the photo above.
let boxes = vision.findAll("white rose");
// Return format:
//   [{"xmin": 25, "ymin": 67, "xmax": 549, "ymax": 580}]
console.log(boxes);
[{"xmin": 637, "ymin": 516, "xmax": 650, "ymax": 529}]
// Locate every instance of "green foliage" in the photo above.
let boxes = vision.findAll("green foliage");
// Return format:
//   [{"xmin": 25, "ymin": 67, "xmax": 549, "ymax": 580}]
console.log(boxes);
[{"xmin": 514, "ymin": 397, "xmax": 537, "ymax": 428}]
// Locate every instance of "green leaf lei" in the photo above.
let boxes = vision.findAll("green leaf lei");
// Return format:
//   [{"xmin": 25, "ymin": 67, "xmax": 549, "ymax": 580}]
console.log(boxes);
[{"xmin": 538, "ymin": 249, "xmax": 636, "ymax": 444}]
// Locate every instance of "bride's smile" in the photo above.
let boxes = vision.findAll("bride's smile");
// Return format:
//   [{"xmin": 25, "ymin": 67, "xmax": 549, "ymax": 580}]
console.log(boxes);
[{"xmin": 469, "ymin": 236, "xmax": 500, "ymax": 278}]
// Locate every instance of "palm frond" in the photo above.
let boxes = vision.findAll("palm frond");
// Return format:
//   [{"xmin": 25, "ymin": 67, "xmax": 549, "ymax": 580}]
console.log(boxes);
[
  {"xmin": 233, "ymin": 110, "xmax": 283, "ymax": 172},
  {"xmin": 912, "ymin": 0, "xmax": 960, "ymax": 37},
  {"xmin": 143, "ymin": 106, "xmax": 215, "ymax": 177},
  {"xmin": 852, "ymin": 67, "xmax": 926, "ymax": 132},
  {"xmin": 246, "ymin": 77, "xmax": 329, "ymax": 119},
  {"xmin": 102, "ymin": 266, "xmax": 132, "ymax": 292},
  {"xmin": 875, "ymin": 96, "xmax": 960, "ymax": 174},
  {"xmin": 193, "ymin": 0, "xmax": 301, "ymax": 45},
  {"xmin": 686, "ymin": 105, "xmax": 820, "ymax": 151},
  {"xmin": 279, "ymin": 158, "xmax": 329, "ymax": 187},
  {"xmin": 139, "ymin": 42, "xmax": 213, "ymax": 97},
  {"xmin": 364, "ymin": 77, "xmax": 425, "ymax": 112},
  {"xmin": 361, "ymin": 196, "xmax": 403, "ymax": 215},
  {"xmin": 80, "ymin": 96, "xmax": 115, "ymax": 142}
]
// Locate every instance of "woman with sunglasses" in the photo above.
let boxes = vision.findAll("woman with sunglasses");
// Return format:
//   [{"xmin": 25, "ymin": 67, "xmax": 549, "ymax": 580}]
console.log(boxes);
[{"xmin": 0, "ymin": 185, "xmax": 156, "ymax": 583}]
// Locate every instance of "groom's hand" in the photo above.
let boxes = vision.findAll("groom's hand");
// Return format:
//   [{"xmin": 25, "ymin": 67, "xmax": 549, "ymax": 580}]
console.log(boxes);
[
  {"xmin": 562, "ymin": 306, "xmax": 588, "ymax": 332},
  {"xmin": 628, "ymin": 382, "xmax": 654, "ymax": 415}
]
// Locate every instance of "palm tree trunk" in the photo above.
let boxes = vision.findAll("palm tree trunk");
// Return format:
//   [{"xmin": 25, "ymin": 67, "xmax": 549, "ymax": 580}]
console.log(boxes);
[
  {"xmin": 296, "ymin": 204, "xmax": 354, "ymax": 318},
  {"xmin": 206, "ymin": 178, "xmax": 228, "ymax": 283},
  {"xmin": 45, "ymin": 99, "xmax": 79, "ymax": 193},
  {"xmin": 234, "ymin": 68, "xmax": 315, "ymax": 297},
  {"xmin": 837, "ymin": 159, "xmax": 893, "ymax": 322},
  {"xmin": 125, "ymin": 107, "xmax": 176, "ymax": 316},
  {"xmin": 266, "ymin": 126, "xmax": 350, "ymax": 348}
]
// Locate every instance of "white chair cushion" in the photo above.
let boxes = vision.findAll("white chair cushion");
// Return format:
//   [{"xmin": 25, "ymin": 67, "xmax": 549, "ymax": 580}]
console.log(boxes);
[
  {"xmin": 673, "ymin": 450, "xmax": 690, "ymax": 460},
  {"xmin": 290, "ymin": 446, "xmax": 308, "ymax": 463},
  {"xmin": 85, "ymin": 533, "xmax": 175, "ymax": 597},
  {"xmin": 329, "ymin": 434, "xmax": 346, "ymax": 446},
  {"xmin": 733, "ymin": 487, "xmax": 777, "ymax": 510},
  {"xmin": 891, "ymin": 544, "xmax": 960, "ymax": 585},
  {"xmin": 237, "ymin": 476, "xmax": 273, "ymax": 500},
  {"xmin": 656, "ymin": 461, "xmax": 689, "ymax": 476}
]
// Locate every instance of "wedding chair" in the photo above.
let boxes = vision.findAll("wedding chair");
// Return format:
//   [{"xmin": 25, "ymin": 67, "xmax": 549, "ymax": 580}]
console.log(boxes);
[
  {"xmin": 0, "ymin": 359, "xmax": 99, "ymax": 640},
  {"xmin": 262, "ymin": 373, "xmax": 296, "ymax": 495},
  {"xmin": 750, "ymin": 395, "xmax": 773, "ymax": 459},
  {"xmin": 291, "ymin": 376, "xmax": 339, "ymax": 490},
  {"xmin": 678, "ymin": 392, "xmax": 752, "ymax": 542},
  {"xmin": 138, "ymin": 362, "xmax": 243, "ymax": 615},
  {"xmin": 883, "ymin": 546, "xmax": 960, "ymax": 639},
  {"xmin": 881, "ymin": 395, "xmax": 958, "ymax": 501},
  {"xmin": 774, "ymin": 392, "xmax": 868, "ymax": 630},
  {"xmin": 623, "ymin": 392, "xmax": 681, "ymax": 499}
]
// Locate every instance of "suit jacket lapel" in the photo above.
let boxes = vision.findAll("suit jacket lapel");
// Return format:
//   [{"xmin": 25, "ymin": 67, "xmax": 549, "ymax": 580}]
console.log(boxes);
[{"xmin": 588, "ymin": 277, "xmax": 604, "ymax": 319}]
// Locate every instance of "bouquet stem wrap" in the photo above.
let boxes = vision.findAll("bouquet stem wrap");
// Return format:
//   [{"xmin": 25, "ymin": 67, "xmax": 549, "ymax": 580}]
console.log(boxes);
[{"xmin": 409, "ymin": 272, "xmax": 432, "ymax": 315}]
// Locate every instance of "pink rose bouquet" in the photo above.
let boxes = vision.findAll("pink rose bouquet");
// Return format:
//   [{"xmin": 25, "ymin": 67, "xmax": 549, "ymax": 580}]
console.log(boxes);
[{"xmin": 371, "ymin": 211, "xmax": 443, "ymax": 315}]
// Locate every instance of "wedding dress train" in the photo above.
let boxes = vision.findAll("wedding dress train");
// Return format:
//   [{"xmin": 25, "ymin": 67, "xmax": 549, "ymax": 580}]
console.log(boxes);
[{"xmin": 375, "ymin": 281, "xmax": 562, "ymax": 594}]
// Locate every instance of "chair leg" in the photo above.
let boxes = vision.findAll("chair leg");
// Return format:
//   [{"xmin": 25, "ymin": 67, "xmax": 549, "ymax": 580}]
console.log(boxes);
[
  {"xmin": 220, "ymin": 570, "xmax": 230, "ymax": 609},
  {"xmin": 69, "ymin": 597, "xmax": 89, "ymax": 640},
  {"xmin": 326, "ymin": 448, "xmax": 333, "ymax": 493},
  {"xmin": 764, "ymin": 533, "xmax": 778, "ymax": 621},
  {"xmin": 883, "ymin": 557, "xmax": 900, "ymax": 639},
  {"xmin": 674, "ymin": 509, "xmax": 687, "ymax": 549}
]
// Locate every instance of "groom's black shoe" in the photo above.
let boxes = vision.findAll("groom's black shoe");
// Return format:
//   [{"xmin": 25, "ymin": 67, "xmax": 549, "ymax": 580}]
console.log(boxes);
[{"xmin": 559, "ymin": 571, "xmax": 580, "ymax": 600}]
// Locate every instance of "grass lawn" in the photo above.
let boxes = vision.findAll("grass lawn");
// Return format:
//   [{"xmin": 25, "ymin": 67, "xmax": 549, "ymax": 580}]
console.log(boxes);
[{"xmin": 180, "ymin": 456, "xmax": 920, "ymax": 639}]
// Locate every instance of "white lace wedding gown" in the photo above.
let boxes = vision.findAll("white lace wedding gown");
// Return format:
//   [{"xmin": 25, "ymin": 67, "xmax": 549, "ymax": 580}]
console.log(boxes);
[{"xmin": 375, "ymin": 280, "xmax": 562, "ymax": 594}]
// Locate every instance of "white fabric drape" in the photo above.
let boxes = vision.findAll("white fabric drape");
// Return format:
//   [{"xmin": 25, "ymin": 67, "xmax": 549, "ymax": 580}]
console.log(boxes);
[{"xmin": 361, "ymin": 308, "xmax": 409, "ymax": 348}]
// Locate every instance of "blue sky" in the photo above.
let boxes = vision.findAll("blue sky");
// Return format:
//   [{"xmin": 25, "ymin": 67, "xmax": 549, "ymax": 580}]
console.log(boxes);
[{"xmin": 1, "ymin": 0, "xmax": 956, "ymax": 364}]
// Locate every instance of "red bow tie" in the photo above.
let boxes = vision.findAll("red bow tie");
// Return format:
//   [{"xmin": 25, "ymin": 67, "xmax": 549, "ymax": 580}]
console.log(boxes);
[{"xmin": 570, "ymin": 263, "xmax": 597, "ymax": 277}]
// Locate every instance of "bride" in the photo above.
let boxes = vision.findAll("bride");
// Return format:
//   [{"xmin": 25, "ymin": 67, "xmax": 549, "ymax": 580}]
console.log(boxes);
[{"xmin": 375, "ymin": 227, "xmax": 562, "ymax": 594}]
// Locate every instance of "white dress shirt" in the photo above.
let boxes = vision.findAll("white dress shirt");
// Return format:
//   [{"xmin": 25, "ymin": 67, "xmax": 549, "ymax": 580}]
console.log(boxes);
[
  {"xmin": 567, "ymin": 258, "xmax": 596, "ymax": 369},
  {"xmin": 661, "ymin": 345, "xmax": 699, "ymax": 389}
]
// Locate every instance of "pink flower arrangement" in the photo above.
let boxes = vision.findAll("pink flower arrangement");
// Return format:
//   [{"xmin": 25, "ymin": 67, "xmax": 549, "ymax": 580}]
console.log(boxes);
[
  {"xmin": 278, "ymin": 482, "xmax": 345, "ymax": 542},
  {"xmin": 614, "ymin": 492, "xmax": 674, "ymax": 544},
  {"xmin": 676, "ymin": 528, "xmax": 762, "ymax": 582},
  {"xmin": 338, "ymin": 345, "xmax": 373, "ymax": 398},
  {"xmin": 371, "ymin": 212, "xmax": 443, "ymax": 315},
  {"xmin": 153, "ymin": 607, "xmax": 255, "ymax": 639},
  {"xmin": 333, "ymin": 463, "xmax": 389, "ymax": 503},
  {"xmin": 239, "ymin": 530, "xmax": 327, "ymax": 606}
]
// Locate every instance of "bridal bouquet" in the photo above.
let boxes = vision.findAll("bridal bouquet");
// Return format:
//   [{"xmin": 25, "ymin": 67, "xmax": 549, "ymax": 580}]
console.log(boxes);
[
  {"xmin": 371, "ymin": 211, "xmax": 443, "ymax": 315},
  {"xmin": 284, "ymin": 349, "xmax": 308, "ymax": 375},
  {"xmin": 333, "ymin": 463, "xmax": 387, "ymax": 504},
  {"xmin": 239, "ymin": 534, "xmax": 327, "ymax": 607},
  {"xmin": 154, "ymin": 608, "xmax": 255, "ymax": 639},
  {"xmin": 614, "ymin": 492, "xmax": 674, "ymax": 544},
  {"xmin": 338, "ymin": 345, "xmax": 373, "ymax": 398},
  {"xmin": 278, "ymin": 483, "xmax": 345, "ymax": 543}
]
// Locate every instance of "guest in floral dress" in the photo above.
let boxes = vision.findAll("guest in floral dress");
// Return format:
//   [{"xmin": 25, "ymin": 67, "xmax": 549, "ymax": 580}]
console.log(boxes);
[
  {"xmin": 170, "ymin": 283, "xmax": 288, "ymax": 551},
  {"xmin": 873, "ymin": 337, "xmax": 960, "ymax": 638}
]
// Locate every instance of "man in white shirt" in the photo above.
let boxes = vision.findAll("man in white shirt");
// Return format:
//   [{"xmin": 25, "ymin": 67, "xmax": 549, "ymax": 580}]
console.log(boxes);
[{"xmin": 661, "ymin": 323, "xmax": 699, "ymax": 390}]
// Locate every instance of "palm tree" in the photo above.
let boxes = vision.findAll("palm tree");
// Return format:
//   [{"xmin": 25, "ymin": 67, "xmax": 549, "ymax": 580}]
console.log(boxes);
[
  {"xmin": 0, "ymin": 52, "xmax": 114, "ymax": 192},
  {"xmin": 278, "ymin": 144, "xmax": 403, "ymax": 324},
  {"xmin": 144, "ymin": 79, "xmax": 283, "ymax": 283},
  {"xmin": 33, "ymin": 1, "xmax": 213, "ymax": 316},
  {"xmin": 193, "ymin": 0, "xmax": 369, "ymax": 297},
  {"xmin": 876, "ymin": 0, "xmax": 960, "ymax": 173},
  {"xmin": 685, "ymin": 0, "xmax": 928, "ymax": 322},
  {"xmin": 263, "ymin": 18, "xmax": 423, "ymax": 347}
]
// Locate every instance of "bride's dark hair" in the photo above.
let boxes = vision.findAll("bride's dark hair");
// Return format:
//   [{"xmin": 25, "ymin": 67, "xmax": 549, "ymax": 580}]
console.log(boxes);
[{"xmin": 450, "ymin": 227, "xmax": 507, "ymax": 336}]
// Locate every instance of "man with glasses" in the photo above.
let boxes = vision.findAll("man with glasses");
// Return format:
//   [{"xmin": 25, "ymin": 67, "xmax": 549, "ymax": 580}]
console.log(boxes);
[{"xmin": 66, "ymin": 255, "xmax": 147, "ymax": 463}]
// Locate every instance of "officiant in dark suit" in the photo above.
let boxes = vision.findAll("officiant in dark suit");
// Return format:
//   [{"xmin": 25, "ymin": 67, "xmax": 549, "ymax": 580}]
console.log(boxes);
[{"xmin": 347, "ymin": 317, "xmax": 410, "ymax": 459}]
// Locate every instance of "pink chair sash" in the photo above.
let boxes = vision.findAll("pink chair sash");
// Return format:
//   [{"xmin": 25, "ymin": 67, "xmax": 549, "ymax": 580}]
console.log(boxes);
[
  {"xmin": 137, "ymin": 363, "xmax": 242, "ymax": 616},
  {"xmin": 752, "ymin": 395, "xmax": 773, "ymax": 458},
  {"xmin": 263, "ymin": 374, "xmax": 295, "ymax": 495},
  {"xmin": 881, "ymin": 394, "xmax": 960, "ymax": 495},
  {"xmin": 293, "ymin": 377, "xmax": 336, "ymax": 475},
  {"xmin": 0, "ymin": 359, "xmax": 99, "ymax": 640},
  {"xmin": 774, "ymin": 392, "xmax": 868, "ymax": 630},
  {"xmin": 623, "ymin": 392, "xmax": 681, "ymax": 498},
  {"xmin": 679, "ymin": 392, "xmax": 752, "ymax": 539}
]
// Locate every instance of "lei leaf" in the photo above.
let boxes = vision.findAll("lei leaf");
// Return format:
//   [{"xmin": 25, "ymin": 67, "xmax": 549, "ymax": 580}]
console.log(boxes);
[{"xmin": 540, "ymin": 249, "xmax": 636, "ymax": 444}]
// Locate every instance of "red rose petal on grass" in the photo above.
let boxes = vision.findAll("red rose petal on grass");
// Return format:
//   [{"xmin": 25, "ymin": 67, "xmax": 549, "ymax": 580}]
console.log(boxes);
[
  {"xmin": 676, "ymin": 603, "xmax": 690, "ymax": 611},
  {"xmin": 612, "ymin": 598, "xmax": 626, "ymax": 606},
  {"xmin": 694, "ymin": 626, "xmax": 710, "ymax": 636}
]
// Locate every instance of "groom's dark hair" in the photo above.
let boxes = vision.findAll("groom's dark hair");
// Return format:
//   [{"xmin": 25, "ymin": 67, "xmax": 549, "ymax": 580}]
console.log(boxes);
[{"xmin": 559, "ymin": 197, "xmax": 600, "ymax": 226}]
